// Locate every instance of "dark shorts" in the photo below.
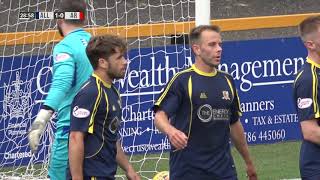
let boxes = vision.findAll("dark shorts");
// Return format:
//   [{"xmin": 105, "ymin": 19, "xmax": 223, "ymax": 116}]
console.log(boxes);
[
  {"xmin": 302, "ymin": 174, "xmax": 320, "ymax": 180},
  {"xmin": 67, "ymin": 176, "xmax": 114, "ymax": 180},
  {"xmin": 171, "ymin": 174, "xmax": 238, "ymax": 180}
]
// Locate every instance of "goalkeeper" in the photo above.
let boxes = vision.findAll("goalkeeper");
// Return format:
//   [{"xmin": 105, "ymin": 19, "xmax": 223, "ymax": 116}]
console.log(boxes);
[{"xmin": 28, "ymin": 0, "xmax": 92, "ymax": 179}]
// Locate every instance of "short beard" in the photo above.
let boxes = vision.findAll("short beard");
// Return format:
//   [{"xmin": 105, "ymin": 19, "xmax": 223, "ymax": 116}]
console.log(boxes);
[
  {"xmin": 108, "ymin": 71, "xmax": 124, "ymax": 81},
  {"xmin": 203, "ymin": 58, "xmax": 218, "ymax": 68}
]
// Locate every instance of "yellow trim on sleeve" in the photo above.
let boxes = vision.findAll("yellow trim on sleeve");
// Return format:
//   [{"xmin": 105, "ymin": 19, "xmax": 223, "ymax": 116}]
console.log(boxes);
[
  {"xmin": 155, "ymin": 68, "xmax": 192, "ymax": 106},
  {"xmin": 224, "ymin": 76, "xmax": 242, "ymax": 116},
  {"xmin": 187, "ymin": 75, "xmax": 193, "ymax": 138},
  {"xmin": 173, "ymin": 75, "xmax": 193, "ymax": 153},
  {"xmin": 236, "ymin": 90, "xmax": 243, "ymax": 117},
  {"xmin": 301, "ymin": 57, "xmax": 320, "ymax": 117},
  {"xmin": 86, "ymin": 89, "xmax": 109, "ymax": 159},
  {"xmin": 88, "ymin": 78, "xmax": 102, "ymax": 134},
  {"xmin": 225, "ymin": 76, "xmax": 234, "ymax": 98},
  {"xmin": 311, "ymin": 65, "xmax": 320, "ymax": 118}
]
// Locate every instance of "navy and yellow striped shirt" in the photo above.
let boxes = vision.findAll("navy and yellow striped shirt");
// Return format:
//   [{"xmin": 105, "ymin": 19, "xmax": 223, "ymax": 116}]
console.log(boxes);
[
  {"xmin": 154, "ymin": 65, "xmax": 242, "ymax": 179},
  {"xmin": 68, "ymin": 74, "xmax": 121, "ymax": 179},
  {"xmin": 293, "ymin": 57, "xmax": 320, "ymax": 178}
]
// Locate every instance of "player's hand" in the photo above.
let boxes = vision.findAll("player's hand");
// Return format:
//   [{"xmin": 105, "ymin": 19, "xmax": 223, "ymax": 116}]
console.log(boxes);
[
  {"xmin": 71, "ymin": 175, "xmax": 83, "ymax": 180},
  {"xmin": 246, "ymin": 162, "xmax": 257, "ymax": 180},
  {"xmin": 28, "ymin": 109, "xmax": 53, "ymax": 153},
  {"xmin": 167, "ymin": 127, "xmax": 188, "ymax": 150},
  {"xmin": 125, "ymin": 166, "xmax": 140, "ymax": 180}
]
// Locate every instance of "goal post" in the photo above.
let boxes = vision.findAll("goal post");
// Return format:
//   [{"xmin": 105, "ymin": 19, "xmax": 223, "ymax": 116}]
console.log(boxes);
[{"xmin": 195, "ymin": 0, "xmax": 210, "ymax": 26}]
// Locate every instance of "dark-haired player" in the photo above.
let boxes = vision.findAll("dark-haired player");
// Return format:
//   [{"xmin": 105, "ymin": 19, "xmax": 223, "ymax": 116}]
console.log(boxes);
[
  {"xmin": 68, "ymin": 35, "xmax": 139, "ymax": 180},
  {"xmin": 153, "ymin": 25, "xmax": 257, "ymax": 180}
]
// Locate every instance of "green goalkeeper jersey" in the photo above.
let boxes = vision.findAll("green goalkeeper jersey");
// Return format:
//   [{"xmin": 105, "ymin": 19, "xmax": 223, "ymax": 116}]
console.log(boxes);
[{"xmin": 44, "ymin": 28, "xmax": 93, "ymax": 139}]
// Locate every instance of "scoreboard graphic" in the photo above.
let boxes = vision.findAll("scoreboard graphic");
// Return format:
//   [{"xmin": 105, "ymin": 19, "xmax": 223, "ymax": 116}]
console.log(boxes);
[{"xmin": 19, "ymin": 11, "xmax": 84, "ymax": 20}]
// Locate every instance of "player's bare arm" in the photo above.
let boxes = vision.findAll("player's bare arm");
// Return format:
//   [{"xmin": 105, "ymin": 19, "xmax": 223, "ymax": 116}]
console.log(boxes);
[
  {"xmin": 300, "ymin": 119, "xmax": 320, "ymax": 145},
  {"xmin": 154, "ymin": 110, "xmax": 187, "ymax": 150},
  {"xmin": 69, "ymin": 131, "xmax": 85, "ymax": 180},
  {"xmin": 230, "ymin": 120, "xmax": 257, "ymax": 180},
  {"xmin": 116, "ymin": 141, "xmax": 140, "ymax": 180}
]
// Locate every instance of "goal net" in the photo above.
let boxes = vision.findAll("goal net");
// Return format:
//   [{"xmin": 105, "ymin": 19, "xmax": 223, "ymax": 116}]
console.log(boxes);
[{"xmin": 0, "ymin": 0, "xmax": 195, "ymax": 179}]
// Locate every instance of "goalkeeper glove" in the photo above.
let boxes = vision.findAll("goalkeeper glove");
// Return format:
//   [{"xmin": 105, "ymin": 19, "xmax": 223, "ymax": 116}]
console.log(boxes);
[{"xmin": 28, "ymin": 109, "xmax": 53, "ymax": 153}]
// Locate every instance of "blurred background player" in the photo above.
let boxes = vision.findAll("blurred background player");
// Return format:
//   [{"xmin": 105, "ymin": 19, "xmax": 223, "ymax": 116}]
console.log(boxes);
[
  {"xmin": 28, "ymin": 0, "xmax": 93, "ymax": 179},
  {"xmin": 153, "ymin": 25, "xmax": 257, "ymax": 180},
  {"xmin": 67, "ymin": 35, "xmax": 140, "ymax": 180},
  {"xmin": 293, "ymin": 15, "xmax": 320, "ymax": 180}
]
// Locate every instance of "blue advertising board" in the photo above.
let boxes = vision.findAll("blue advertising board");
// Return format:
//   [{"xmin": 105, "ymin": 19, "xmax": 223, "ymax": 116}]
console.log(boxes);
[
  {"xmin": 0, "ymin": 37, "xmax": 307, "ymax": 166},
  {"xmin": 220, "ymin": 37, "xmax": 306, "ymax": 144}
]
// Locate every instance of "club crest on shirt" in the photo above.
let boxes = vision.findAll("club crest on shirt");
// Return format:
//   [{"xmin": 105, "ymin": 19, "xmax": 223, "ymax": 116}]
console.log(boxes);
[
  {"xmin": 72, "ymin": 106, "xmax": 90, "ymax": 118},
  {"xmin": 109, "ymin": 116, "xmax": 120, "ymax": 134},
  {"xmin": 297, "ymin": 98, "xmax": 313, "ymax": 109},
  {"xmin": 222, "ymin": 91, "xmax": 230, "ymax": 100}
]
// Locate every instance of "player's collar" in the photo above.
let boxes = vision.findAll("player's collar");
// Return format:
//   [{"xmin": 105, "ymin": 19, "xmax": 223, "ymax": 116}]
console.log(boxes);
[
  {"xmin": 92, "ymin": 73, "xmax": 111, "ymax": 88},
  {"xmin": 67, "ymin": 28, "xmax": 84, "ymax": 36},
  {"xmin": 307, "ymin": 57, "xmax": 320, "ymax": 69},
  {"xmin": 192, "ymin": 64, "xmax": 217, "ymax": 77}
]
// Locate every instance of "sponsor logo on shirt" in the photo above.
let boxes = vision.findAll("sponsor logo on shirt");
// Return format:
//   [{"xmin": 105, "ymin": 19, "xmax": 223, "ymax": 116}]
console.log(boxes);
[
  {"xmin": 55, "ymin": 53, "xmax": 71, "ymax": 62},
  {"xmin": 72, "ymin": 106, "xmax": 90, "ymax": 118},
  {"xmin": 197, "ymin": 104, "xmax": 212, "ymax": 122},
  {"xmin": 297, "ymin": 98, "xmax": 313, "ymax": 109},
  {"xmin": 197, "ymin": 104, "xmax": 230, "ymax": 122},
  {"xmin": 200, "ymin": 92, "xmax": 208, "ymax": 99}
]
